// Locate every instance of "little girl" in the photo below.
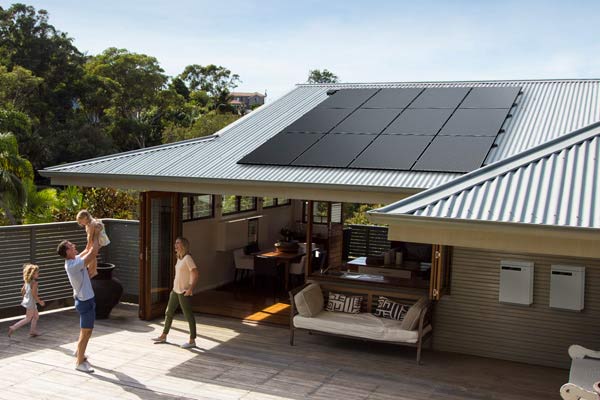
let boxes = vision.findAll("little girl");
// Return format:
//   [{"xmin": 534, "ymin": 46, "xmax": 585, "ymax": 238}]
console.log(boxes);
[
  {"xmin": 8, "ymin": 264, "xmax": 45, "ymax": 337},
  {"xmin": 76, "ymin": 210, "xmax": 110, "ymax": 278}
]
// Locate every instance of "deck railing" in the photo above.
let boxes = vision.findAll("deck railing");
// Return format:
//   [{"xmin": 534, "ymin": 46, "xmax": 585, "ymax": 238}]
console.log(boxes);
[{"xmin": 0, "ymin": 219, "xmax": 139, "ymax": 316}]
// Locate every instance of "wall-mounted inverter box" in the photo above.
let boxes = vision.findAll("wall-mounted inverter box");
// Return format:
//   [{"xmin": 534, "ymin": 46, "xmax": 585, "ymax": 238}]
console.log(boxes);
[
  {"xmin": 550, "ymin": 265, "xmax": 585, "ymax": 311},
  {"xmin": 499, "ymin": 260, "xmax": 534, "ymax": 305}
]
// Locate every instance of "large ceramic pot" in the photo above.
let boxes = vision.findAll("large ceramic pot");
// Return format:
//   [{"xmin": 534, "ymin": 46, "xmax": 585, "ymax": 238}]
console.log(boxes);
[{"xmin": 91, "ymin": 262, "xmax": 123, "ymax": 319}]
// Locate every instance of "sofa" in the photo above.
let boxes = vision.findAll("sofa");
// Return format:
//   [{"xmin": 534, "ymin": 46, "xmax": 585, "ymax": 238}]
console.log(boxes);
[
  {"xmin": 289, "ymin": 282, "xmax": 433, "ymax": 364},
  {"xmin": 560, "ymin": 345, "xmax": 600, "ymax": 400}
]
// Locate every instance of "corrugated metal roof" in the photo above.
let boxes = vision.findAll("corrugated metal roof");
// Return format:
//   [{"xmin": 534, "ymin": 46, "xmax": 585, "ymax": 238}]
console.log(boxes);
[
  {"xmin": 42, "ymin": 79, "xmax": 600, "ymax": 192},
  {"xmin": 371, "ymin": 122, "xmax": 600, "ymax": 229}
]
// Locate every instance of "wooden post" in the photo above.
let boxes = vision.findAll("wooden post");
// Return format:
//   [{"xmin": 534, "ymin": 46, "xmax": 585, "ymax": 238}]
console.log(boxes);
[{"xmin": 305, "ymin": 201, "xmax": 313, "ymax": 279}]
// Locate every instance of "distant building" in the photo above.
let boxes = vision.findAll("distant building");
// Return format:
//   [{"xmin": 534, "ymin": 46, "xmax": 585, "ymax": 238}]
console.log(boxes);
[{"xmin": 230, "ymin": 91, "xmax": 266, "ymax": 112}]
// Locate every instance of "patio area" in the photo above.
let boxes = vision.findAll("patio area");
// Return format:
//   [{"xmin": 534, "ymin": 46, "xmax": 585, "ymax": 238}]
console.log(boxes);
[{"xmin": 0, "ymin": 303, "xmax": 565, "ymax": 400}]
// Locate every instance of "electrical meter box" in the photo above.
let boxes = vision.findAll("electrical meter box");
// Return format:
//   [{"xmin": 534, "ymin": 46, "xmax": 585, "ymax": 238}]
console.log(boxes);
[
  {"xmin": 550, "ymin": 265, "xmax": 585, "ymax": 311},
  {"xmin": 499, "ymin": 260, "xmax": 534, "ymax": 305}
]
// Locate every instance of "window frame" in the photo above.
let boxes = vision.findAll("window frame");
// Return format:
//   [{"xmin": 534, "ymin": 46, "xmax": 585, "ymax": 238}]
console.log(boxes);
[
  {"xmin": 181, "ymin": 194, "xmax": 215, "ymax": 222},
  {"xmin": 302, "ymin": 201, "xmax": 330, "ymax": 225},
  {"xmin": 222, "ymin": 195, "xmax": 258, "ymax": 216},
  {"xmin": 262, "ymin": 197, "xmax": 291, "ymax": 209}
]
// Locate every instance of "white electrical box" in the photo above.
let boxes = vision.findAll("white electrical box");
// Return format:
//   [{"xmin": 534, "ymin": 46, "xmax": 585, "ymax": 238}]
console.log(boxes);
[
  {"xmin": 499, "ymin": 260, "xmax": 534, "ymax": 305},
  {"xmin": 550, "ymin": 265, "xmax": 585, "ymax": 311}
]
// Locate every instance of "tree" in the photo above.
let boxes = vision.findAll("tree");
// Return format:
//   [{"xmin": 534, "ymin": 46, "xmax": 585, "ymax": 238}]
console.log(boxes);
[
  {"xmin": 0, "ymin": 132, "xmax": 33, "ymax": 224},
  {"xmin": 162, "ymin": 111, "xmax": 240, "ymax": 143},
  {"xmin": 84, "ymin": 48, "xmax": 168, "ymax": 149},
  {"xmin": 307, "ymin": 69, "xmax": 339, "ymax": 84},
  {"xmin": 179, "ymin": 64, "xmax": 240, "ymax": 109}
]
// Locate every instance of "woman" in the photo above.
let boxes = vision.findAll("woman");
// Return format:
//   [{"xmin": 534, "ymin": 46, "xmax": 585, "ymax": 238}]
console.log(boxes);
[{"xmin": 152, "ymin": 237, "xmax": 198, "ymax": 348}]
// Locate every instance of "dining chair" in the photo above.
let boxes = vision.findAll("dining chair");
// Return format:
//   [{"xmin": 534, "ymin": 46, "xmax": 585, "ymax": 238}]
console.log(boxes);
[
  {"xmin": 289, "ymin": 255, "xmax": 307, "ymax": 287},
  {"xmin": 253, "ymin": 255, "xmax": 281, "ymax": 303},
  {"xmin": 233, "ymin": 248, "xmax": 254, "ymax": 283}
]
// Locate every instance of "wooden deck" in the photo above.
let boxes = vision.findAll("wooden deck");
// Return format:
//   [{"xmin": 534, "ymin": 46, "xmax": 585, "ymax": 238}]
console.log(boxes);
[{"xmin": 0, "ymin": 303, "xmax": 566, "ymax": 399}]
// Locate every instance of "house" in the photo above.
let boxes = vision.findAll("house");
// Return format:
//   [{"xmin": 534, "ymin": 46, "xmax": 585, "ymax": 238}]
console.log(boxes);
[
  {"xmin": 229, "ymin": 91, "xmax": 266, "ymax": 111},
  {"xmin": 41, "ymin": 79, "xmax": 600, "ymax": 368}
]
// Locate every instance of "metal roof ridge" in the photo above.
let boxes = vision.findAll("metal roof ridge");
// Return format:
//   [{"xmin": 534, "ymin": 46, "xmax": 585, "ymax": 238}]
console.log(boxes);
[
  {"xmin": 296, "ymin": 78, "xmax": 600, "ymax": 87},
  {"xmin": 371, "ymin": 121, "xmax": 600, "ymax": 216}
]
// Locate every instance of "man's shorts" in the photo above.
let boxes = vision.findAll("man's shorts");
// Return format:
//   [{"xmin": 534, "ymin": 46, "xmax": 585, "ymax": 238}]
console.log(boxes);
[{"xmin": 74, "ymin": 297, "xmax": 96, "ymax": 329}]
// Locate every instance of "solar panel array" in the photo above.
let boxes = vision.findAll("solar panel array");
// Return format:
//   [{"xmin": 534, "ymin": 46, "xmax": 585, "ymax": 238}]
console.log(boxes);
[{"xmin": 238, "ymin": 86, "xmax": 521, "ymax": 173}]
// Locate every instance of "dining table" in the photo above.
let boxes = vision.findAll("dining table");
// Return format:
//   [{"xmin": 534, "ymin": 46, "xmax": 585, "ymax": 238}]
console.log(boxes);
[{"xmin": 257, "ymin": 249, "xmax": 305, "ymax": 290}]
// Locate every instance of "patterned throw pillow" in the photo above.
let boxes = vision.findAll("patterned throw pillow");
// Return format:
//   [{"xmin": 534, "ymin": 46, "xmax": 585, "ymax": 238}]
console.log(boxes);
[
  {"xmin": 373, "ymin": 296, "xmax": 408, "ymax": 321},
  {"xmin": 325, "ymin": 292, "xmax": 362, "ymax": 314}
]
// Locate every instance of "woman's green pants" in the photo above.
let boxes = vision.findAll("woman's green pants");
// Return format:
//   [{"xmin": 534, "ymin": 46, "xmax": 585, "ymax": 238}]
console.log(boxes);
[{"xmin": 162, "ymin": 290, "xmax": 196, "ymax": 339}]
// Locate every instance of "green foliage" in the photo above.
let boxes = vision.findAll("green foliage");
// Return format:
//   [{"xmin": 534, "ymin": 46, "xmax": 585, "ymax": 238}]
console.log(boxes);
[
  {"xmin": 80, "ymin": 187, "xmax": 138, "ymax": 220},
  {"xmin": 0, "ymin": 132, "xmax": 33, "ymax": 223},
  {"xmin": 344, "ymin": 203, "xmax": 384, "ymax": 225},
  {"xmin": 179, "ymin": 64, "xmax": 240, "ymax": 110},
  {"xmin": 307, "ymin": 69, "xmax": 339, "ymax": 84},
  {"xmin": 162, "ymin": 111, "xmax": 240, "ymax": 143},
  {"xmin": 17, "ymin": 179, "xmax": 58, "ymax": 224}
]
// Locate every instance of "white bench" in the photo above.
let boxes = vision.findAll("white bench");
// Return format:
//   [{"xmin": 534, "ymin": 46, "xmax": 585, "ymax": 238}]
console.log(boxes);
[
  {"xmin": 289, "ymin": 283, "xmax": 433, "ymax": 364},
  {"xmin": 560, "ymin": 345, "xmax": 600, "ymax": 400}
]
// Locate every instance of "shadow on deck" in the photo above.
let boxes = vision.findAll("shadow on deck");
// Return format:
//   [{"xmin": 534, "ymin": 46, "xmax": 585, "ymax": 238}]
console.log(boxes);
[{"xmin": 0, "ymin": 303, "xmax": 566, "ymax": 399}]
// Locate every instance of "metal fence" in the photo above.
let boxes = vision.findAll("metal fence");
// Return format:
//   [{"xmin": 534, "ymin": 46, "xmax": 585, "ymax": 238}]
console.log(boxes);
[
  {"xmin": 346, "ymin": 224, "xmax": 390, "ymax": 258},
  {"xmin": 0, "ymin": 219, "xmax": 139, "ymax": 316}
]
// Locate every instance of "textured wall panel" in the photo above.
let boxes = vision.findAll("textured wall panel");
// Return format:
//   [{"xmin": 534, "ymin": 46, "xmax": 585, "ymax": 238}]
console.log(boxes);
[{"xmin": 433, "ymin": 247, "xmax": 600, "ymax": 368}]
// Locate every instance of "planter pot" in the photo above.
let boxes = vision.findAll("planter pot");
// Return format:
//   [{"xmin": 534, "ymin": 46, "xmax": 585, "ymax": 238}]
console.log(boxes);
[
  {"xmin": 275, "ymin": 241, "xmax": 299, "ymax": 253},
  {"xmin": 91, "ymin": 262, "xmax": 123, "ymax": 319}
]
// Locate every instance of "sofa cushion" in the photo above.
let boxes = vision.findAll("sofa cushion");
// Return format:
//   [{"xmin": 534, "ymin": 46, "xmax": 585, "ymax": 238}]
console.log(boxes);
[
  {"xmin": 294, "ymin": 283, "xmax": 324, "ymax": 317},
  {"xmin": 373, "ymin": 296, "xmax": 408, "ymax": 321},
  {"xmin": 293, "ymin": 311, "xmax": 431, "ymax": 343},
  {"xmin": 326, "ymin": 292, "xmax": 362, "ymax": 314},
  {"xmin": 400, "ymin": 297, "xmax": 429, "ymax": 331}
]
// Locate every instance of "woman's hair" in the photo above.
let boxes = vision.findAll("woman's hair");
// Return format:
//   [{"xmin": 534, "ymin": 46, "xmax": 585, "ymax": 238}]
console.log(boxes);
[
  {"xmin": 76, "ymin": 209, "xmax": 92, "ymax": 222},
  {"xmin": 175, "ymin": 237, "xmax": 190, "ymax": 259},
  {"xmin": 21, "ymin": 263, "xmax": 39, "ymax": 295}
]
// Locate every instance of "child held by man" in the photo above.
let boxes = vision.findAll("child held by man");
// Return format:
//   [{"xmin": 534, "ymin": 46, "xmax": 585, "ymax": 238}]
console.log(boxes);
[{"xmin": 76, "ymin": 210, "xmax": 110, "ymax": 278}]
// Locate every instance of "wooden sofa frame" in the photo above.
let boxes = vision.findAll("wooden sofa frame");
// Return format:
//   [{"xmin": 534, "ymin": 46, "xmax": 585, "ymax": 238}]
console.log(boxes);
[{"xmin": 289, "ymin": 282, "xmax": 433, "ymax": 364}]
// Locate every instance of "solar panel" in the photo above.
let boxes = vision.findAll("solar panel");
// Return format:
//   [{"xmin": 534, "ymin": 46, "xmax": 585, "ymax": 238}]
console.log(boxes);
[
  {"xmin": 361, "ymin": 88, "xmax": 424, "ymax": 109},
  {"xmin": 292, "ymin": 134, "xmax": 375, "ymax": 168},
  {"xmin": 350, "ymin": 135, "xmax": 431, "ymax": 170},
  {"xmin": 412, "ymin": 136, "xmax": 496, "ymax": 172},
  {"xmin": 439, "ymin": 109, "xmax": 510, "ymax": 137},
  {"xmin": 237, "ymin": 86, "xmax": 517, "ymax": 173},
  {"xmin": 383, "ymin": 108, "xmax": 454, "ymax": 135},
  {"xmin": 332, "ymin": 108, "xmax": 402, "ymax": 134},
  {"xmin": 460, "ymin": 86, "xmax": 521, "ymax": 108},
  {"xmin": 285, "ymin": 108, "xmax": 354, "ymax": 133},
  {"xmin": 317, "ymin": 89, "xmax": 379, "ymax": 109},
  {"xmin": 409, "ymin": 87, "xmax": 470, "ymax": 109},
  {"xmin": 238, "ymin": 132, "xmax": 324, "ymax": 165}
]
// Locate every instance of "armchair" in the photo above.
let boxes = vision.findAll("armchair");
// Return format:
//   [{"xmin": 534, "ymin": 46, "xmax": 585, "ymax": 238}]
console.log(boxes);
[{"xmin": 560, "ymin": 345, "xmax": 600, "ymax": 400}]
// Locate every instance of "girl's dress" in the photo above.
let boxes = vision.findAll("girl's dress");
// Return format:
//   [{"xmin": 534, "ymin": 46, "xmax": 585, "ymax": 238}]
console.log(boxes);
[{"xmin": 21, "ymin": 282, "xmax": 36, "ymax": 309}]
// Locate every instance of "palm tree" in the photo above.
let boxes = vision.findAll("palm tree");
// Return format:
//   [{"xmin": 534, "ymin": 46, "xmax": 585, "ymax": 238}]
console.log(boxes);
[{"xmin": 0, "ymin": 132, "xmax": 33, "ymax": 224}]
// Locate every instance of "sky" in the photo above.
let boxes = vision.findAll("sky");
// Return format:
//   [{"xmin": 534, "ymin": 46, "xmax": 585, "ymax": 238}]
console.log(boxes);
[{"xmin": 6, "ymin": 0, "xmax": 600, "ymax": 102}]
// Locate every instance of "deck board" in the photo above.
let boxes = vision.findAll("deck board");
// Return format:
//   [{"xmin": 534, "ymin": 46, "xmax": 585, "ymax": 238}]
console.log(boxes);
[{"xmin": 0, "ymin": 303, "xmax": 566, "ymax": 399}]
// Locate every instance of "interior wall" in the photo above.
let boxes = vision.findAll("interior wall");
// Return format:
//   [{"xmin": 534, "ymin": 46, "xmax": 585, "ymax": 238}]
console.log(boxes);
[
  {"xmin": 433, "ymin": 247, "xmax": 600, "ymax": 368},
  {"xmin": 182, "ymin": 198, "xmax": 295, "ymax": 292}
]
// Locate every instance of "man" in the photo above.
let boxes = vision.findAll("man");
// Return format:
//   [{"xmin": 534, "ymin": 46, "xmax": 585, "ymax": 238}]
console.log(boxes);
[{"xmin": 56, "ymin": 240, "xmax": 98, "ymax": 373}]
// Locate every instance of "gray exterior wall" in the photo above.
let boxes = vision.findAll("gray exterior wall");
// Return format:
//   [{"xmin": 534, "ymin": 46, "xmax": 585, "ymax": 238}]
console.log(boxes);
[
  {"xmin": 0, "ymin": 220, "xmax": 139, "ymax": 317},
  {"xmin": 103, "ymin": 219, "xmax": 139, "ymax": 302},
  {"xmin": 433, "ymin": 247, "xmax": 600, "ymax": 368}
]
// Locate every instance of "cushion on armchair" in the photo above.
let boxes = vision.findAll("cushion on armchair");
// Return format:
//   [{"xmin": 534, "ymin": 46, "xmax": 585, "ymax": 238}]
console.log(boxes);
[
  {"xmin": 294, "ymin": 283, "xmax": 324, "ymax": 317},
  {"xmin": 400, "ymin": 297, "xmax": 429, "ymax": 330}
]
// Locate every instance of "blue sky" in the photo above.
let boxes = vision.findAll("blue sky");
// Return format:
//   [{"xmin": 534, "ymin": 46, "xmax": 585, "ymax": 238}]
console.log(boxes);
[{"xmin": 8, "ymin": 0, "xmax": 600, "ymax": 101}]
